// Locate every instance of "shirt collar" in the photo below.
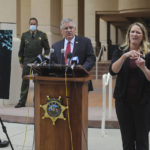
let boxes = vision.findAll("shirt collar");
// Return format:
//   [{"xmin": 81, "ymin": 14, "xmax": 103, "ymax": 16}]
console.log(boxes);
[{"xmin": 64, "ymin": 36, "xmax": 75, "ymax": 45}]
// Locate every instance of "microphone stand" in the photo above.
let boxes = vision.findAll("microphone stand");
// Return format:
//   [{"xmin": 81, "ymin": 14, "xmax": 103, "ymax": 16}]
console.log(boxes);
[
  {"xmin": 0, "ymin": 117, "xmax": 14, "ymax": 150},
  {"xmin": 60, "ymin": 49, "xmax": 65, "ymax": 64},
  {"xmin": 49, "ymin": 48, "xmax": 55, "ymax": 65},
  {"xmin": 65, "ymin": 53, "xmax": 72, "ymax": 72}
]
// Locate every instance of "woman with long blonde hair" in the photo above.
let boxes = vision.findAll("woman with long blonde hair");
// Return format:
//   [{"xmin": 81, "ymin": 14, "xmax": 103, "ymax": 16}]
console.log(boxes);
[{"xmin": 109, "ymin": 22, "xmax": 150, "ymax": 150}]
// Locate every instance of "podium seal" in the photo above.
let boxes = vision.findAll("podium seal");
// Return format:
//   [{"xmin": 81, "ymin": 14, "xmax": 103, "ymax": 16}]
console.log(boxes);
[{"xmin": 40, "ymin": 96, "xmax": 68, "ymax": 125}]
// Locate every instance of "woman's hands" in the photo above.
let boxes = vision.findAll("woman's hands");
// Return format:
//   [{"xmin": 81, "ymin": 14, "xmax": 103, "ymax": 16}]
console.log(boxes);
[
  {"xmin": 135, "ymin": 56, "xmax": 145, "ymax": 69},
  {"xmin": 112, "ymin": 49, "xmax": 145, "ymax": 74},
  {"xmin": 123, "ymin": 50, "xmax": 141, "ymax": 60},
  {"xmin": 135, "ymin": 54, "xmax": 150, "ymax": 81},
  {"xmin": 126, "ymin": 50, "xmax": 146, "ymax": 71}
]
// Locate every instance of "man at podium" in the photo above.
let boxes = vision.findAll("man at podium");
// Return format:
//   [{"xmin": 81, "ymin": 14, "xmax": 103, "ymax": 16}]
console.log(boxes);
[{"xmin": 52, "ymin": 18, "xmax": 96, "ymax": 90}]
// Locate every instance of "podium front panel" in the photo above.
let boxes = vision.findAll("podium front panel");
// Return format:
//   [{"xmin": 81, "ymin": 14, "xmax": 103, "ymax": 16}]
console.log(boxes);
[{"xmin": 34, "ymin": 77, "xmax": 89, "ymax": 150}]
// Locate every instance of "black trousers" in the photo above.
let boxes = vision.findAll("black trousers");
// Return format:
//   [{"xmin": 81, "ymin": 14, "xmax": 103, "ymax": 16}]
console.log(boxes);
[
  {"xmin": 115, "ymin": 100, "xmax": 149, "ymax": 150},
  {"xmin": 18, "ymin": 65, "xmax": 31, "ymax": 105}
]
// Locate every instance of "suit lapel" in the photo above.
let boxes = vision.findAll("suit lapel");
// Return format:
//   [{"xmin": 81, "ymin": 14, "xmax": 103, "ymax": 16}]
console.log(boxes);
[
  {"xmin": 60, "ymin": 39, "xmax": 65, "ymax": 64},
  {"xmin": 72, "ymin": 36, "xmax": 79, "ymax": 56},
  {"xmin": 60, "ymin": 36, "xmax": 79, "ymax": 64}
]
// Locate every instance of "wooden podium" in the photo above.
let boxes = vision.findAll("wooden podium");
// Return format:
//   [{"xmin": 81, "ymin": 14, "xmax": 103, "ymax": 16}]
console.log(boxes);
[{"xmin": 26, "ymin": 65, "xmax": 92, "ymax": 150}]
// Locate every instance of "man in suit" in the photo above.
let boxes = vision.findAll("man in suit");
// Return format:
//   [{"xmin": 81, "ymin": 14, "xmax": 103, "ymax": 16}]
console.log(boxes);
[
  {"xmin": 52, "ymin": 18, "xmax": 96, "ymax": 90},
  {"xmin": 15, "ymin": 17, "xmax": 50, "ymax": 108}
]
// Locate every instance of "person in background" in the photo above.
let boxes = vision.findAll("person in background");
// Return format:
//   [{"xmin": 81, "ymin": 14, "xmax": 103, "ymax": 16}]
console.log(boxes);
[
  {"xmin": 52, "ymin": 18, "xmax": 96, "ymax": 90},
  {"xmin": 109, "ymin": 22, "xmax": 150, "ymax": 150},
  {"xmin": 15, "ymin": 17, "xmax": 50, "ymax": 108}
]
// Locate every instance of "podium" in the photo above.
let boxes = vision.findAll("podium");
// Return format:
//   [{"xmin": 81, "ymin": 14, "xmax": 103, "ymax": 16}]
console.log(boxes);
[{"xmin": 26, "ymin": 65, "xmax": 92, "ymax": 150}]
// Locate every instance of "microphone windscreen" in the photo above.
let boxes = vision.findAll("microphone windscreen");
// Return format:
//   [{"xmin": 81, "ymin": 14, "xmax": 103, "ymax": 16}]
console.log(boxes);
[
  {"xmin": 37, "ymin": 54, "xmax": 44, "ymax": 62},
  {"xmin": 67, "ymin": 52, "xmax": 72, "ymax": 59},
  {"xmin": 61, "ymin": 49, "xmax": 65, "ymax": 53},
  {"xmin": 50, "ymin": 48, "xmax": 54, "ymax": 53},
  {"xmin": 44, "ymin": 55, "xmax": 50, "ymax": 61},
  {"xmin": 71, "ymin": 56, "xmax": 79, "ymax": 64},
  {"xmin": 33, "ymin": 54, "xmax": 44, "ymax": 64}
]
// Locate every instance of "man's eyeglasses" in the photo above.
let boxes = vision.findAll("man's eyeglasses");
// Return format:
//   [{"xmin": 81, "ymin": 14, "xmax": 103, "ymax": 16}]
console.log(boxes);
[{"xmin": 63, "ymin": 26, "xmax": 74, "ymax": 31}]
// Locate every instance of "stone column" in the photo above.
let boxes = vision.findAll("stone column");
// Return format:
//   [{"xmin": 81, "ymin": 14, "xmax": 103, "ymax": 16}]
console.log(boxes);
[{"xmin": 16, "ymin": 0, "xmax": 31, "ymax": 38}]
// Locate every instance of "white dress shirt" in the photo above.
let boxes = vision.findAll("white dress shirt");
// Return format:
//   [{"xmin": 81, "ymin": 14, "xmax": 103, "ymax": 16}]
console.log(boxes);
[{"xmin": 64, "ymin": 37, "xmax": 75, "ymax": 54}]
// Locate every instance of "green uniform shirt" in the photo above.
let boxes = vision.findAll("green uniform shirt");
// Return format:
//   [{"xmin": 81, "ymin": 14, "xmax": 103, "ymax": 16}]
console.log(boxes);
[{"xmin": 18, "ymin": 30, "xmax": 50, "ymax": 64}]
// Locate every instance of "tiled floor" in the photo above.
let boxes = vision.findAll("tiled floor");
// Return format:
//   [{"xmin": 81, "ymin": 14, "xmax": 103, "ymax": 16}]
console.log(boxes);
[
  {"xmin": 1, "ymin": 122, "xmax": 149, "ymax": 150},
  {"xmin": 0, "ymin": 122, "xmax": 123, "ymax": 150},
  {"xmin": 0, "ymin": 122, "xmax": 34, "ymax": 150}
]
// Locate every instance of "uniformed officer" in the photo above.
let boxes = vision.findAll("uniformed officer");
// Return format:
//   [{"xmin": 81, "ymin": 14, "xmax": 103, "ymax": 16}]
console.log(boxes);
[{"xmin": 15, "ymin": 17, "xmax": 50, "ymax": 108}]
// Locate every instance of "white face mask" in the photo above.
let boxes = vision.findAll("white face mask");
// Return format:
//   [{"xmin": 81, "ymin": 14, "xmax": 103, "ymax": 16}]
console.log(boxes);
[{"xmin": 30, "ymin": 25, "xmax": 37, "ymax": 31}]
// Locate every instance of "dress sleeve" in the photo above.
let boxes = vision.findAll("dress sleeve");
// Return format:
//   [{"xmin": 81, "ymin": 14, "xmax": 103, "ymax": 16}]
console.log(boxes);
[
  {"xmin": 145, "ymin": 52, "xmax": 150, "ymax": 70},
  {"xmin": 109, "ymin": 47, "xmax": 123, "ymax": 76}
]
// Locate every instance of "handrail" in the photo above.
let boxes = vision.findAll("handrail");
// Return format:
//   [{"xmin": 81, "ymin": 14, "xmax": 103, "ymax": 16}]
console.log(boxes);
[
  {"xmin": 96, "ymin": 45, "xmax": 106, "ymax": 80},
  {"xmin": 97, "ymin": 45, "xmax": 105, "ymax": 61},
  {"xmin": 101, "ymin": 72, "xmax": 112, "ymax": 136}
]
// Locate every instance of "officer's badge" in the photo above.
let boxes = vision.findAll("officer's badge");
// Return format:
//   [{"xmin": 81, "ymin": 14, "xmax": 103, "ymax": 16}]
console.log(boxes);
[
  {"xmin": 40, "ymin": 96, "xmax": 68, "ymax": 125},
  {"xmin": 38, "ymin": 37, "xmax": 42, "ymax": 40}
]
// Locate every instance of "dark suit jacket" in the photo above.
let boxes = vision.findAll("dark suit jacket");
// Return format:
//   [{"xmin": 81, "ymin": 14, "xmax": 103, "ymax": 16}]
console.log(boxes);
[
  {"xmin": 109, "ymin": 46, "xmax": 150, "ymax": 104},
  {"xmin": 52, "ymin": 35, "xmax": 96, "ymax": 71},
  {"xmin": 52, "ymin": 35, "xmax": 96, "ymax": 90}
]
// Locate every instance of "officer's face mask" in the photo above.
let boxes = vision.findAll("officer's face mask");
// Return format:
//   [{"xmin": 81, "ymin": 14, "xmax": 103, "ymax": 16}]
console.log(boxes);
[{"xmin": 30, "ymin": 25, "xmax": 37, "ymax": 31}]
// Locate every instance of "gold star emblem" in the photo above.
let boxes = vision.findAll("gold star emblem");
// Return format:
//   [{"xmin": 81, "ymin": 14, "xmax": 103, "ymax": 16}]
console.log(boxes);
[{"xmin": 40, "ymin": 96, "xmax": 68, "ymax": 125}]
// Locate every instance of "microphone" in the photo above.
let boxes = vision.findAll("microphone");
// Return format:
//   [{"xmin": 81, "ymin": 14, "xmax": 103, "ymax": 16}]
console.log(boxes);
[
  {"xmin": 65, "ymin": 52, "xmax": 72, "ymax": 72},
  {"xmin": 49, "ymin": 48, "xmax": 55, "ymax": 64},
  {"xmin": 33, "ymin": 54, "xmax": 44, "ymax": 64},
  {"xmin": 43, "ymin": 55, "xmax": 50, "ymax": 63},
  {"xmin": 28, "ymin": 54, "xmax": 45, "ymax": 67},
  {"xmin": 61, "ymin": 49, "xmax": 65, "ymax": 64},
  {"xmin": 39, "ymin": 55, "xmax": 50, "ymax": 66},
  {"xmin": 71, "ymin": 56, "xmax": 79, "ymax": 70},
  {"xmin": 66, "ymin": 52, "xmax": 72, "ymax": 65}
]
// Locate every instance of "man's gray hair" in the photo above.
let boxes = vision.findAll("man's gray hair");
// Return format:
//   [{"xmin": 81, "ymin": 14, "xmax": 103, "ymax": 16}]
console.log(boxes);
[{"xmin": 60, "ymin": 18, "xmax": 76, "ymax": 29}]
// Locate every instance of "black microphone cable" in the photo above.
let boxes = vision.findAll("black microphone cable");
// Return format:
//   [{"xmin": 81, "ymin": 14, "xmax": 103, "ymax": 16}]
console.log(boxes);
[
  {"xmin": 49, "ymin": 48, "xmax": 54, "ymax": 64},
  {"xmin": 65, "ymin": 52, "xmax": 72, "ymax": 72},
  {"xmin": 60, "ymin": 49, "xmax": 65, "ymax": 64}
]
